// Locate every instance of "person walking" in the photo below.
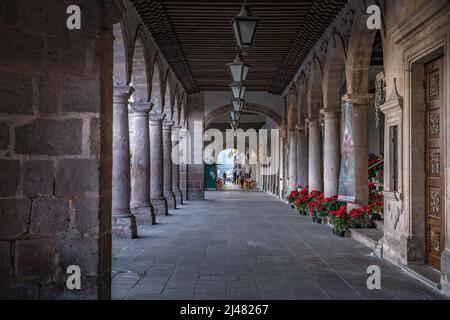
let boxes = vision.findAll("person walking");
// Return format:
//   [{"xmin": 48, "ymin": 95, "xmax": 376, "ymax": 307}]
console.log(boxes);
[
  {"xmin": 239, "ymin": 170, "xmax": 245, "ymax": 189},
  {"xmin": 223, "ymin": 172, "xmax": 227, "ymax": 185}
]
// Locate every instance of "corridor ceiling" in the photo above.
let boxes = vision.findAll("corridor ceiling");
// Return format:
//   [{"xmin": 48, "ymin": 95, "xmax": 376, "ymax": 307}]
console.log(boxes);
[{"xmin": 131, "ymin": 0, "xmax": 347, "ymax": 94}]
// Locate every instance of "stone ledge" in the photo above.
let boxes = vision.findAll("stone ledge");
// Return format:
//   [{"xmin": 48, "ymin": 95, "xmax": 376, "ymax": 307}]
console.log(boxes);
[
  {"xmin": 348, "ymin": 228, "xmax": 384, "ymax": 257},
  {"xmin": 401, "ymin": 264, "xmax": 441, "ymax": 291}
]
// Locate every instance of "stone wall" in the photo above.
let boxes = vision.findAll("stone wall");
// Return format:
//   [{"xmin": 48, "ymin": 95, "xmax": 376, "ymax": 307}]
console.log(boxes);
[{"xmin": 0, "ymin": 0, "xmax": 115, "ymax": 299}]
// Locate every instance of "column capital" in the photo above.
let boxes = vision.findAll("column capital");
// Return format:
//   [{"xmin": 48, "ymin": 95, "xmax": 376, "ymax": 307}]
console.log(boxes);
[
  {"xmin": 129, "ymin": 101, "xmax": 153, "ymax": 115},
  {"xmin": 320, "ymin": 108, "xmax": 340, "ymax": 119},
  {"xmin": 341, "ymin": 93, "xmax": 373, "ymax": 105},
  {"xmin": 306, "ymin": 118, "xmax": 320, "ymax": 127},
  {"xmin": 114, "ymin": 85, "xmax": 134, "ymax": 102},
  {"xmin": 295, "ymin": 124, "xmax": 306, "ymax": 132},
  {"xmin": 171, "ymin": 125, "xmax": 182, "ymax": 134},
  {"xmin": 163, "ymin": 119, "xmax": 175, "ymax": 131},
  {"xmin": 149, "ymin": 112, "xmax": 166, "ymax": 125}
]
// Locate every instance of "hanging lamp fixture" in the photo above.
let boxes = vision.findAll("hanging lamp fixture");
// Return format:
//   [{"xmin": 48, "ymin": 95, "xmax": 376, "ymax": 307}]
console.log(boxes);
[
  {"xmin": 231, "ymin": 98, "xmax": 245, "ymax": 114},
  {"xmin": 227, "ymin": 54, "xmax": 250, "ymax": 83},
  {"xmin": 231, "ymin": 0, "xmax": 260, "ymax": 55},
  {"xmin": 229, "ymin": 82, "xmax": 247, "ymax": 100}
]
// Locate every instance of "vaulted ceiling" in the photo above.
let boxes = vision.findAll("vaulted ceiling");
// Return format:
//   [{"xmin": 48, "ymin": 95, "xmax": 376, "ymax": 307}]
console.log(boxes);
[{"xmin": 131, "ymin": 0, "xmax": 347, "ymax": 94}]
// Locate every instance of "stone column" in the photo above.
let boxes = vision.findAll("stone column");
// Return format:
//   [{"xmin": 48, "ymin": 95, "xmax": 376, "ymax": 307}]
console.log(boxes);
[
  {"xmin": 129, "ymin": 102, "xmax": 155, "ymax": 225},
  {"xmin": 342, "ymin": 94, "xmax": 370, "ymax": 207},
  {"xmin": 288, "ymin": 130, "xmax": 297, "ymax": 191},
  {"xmin": 112, "ymin": 85, "xmax": 137, "ymax": 239},
  {"xmin": 163, "ymin": 119, "xmax": 176, "ymax": 209},
  {"xmin": 308, "ymin": 118, "xmax": 323, "ymax": 192},
  {"xmin": 296, "ymin": 125, "xmax": 308, "ymax": 188},
  {"xmin": 149, "ymin": 113, "xmax": 167, "ymax": 215},
  {"xmin": 321, "ymin": 108, "xmax": 341, "ymax": 197},
  {"xmin": 171, "ymin": 126, "xmax": 183, "ymax": 205}
]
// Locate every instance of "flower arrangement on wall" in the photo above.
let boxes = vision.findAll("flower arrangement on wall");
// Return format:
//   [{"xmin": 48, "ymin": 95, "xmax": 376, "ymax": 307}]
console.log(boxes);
[{"xmin": 368, "ymin": 154, "xmax": 384, "ymax": 221}]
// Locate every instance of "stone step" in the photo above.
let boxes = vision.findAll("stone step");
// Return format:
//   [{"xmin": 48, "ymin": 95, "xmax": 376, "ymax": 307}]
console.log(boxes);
[
  {"xmin": 349, "ymin": 228, "xmax": 384, "ymax": 257},
  {"xmin": 374, "ymin": 220, "xmax": 384, "ymax": 232},
  {"xmin": 401, "ymin": 264, "xmax": 441, "ymax": 290}
]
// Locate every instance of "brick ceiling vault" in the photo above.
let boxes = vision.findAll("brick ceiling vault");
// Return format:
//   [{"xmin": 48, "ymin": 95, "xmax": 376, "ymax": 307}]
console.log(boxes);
[{"xmin": 130, "ymin": 0, "xmax": 347, "ymax": 95}]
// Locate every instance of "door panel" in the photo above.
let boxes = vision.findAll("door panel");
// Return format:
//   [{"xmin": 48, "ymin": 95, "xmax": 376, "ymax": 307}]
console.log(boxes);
[{"xmin": 425, "ymin": 57, "xmax": 444, "ymax": 270}]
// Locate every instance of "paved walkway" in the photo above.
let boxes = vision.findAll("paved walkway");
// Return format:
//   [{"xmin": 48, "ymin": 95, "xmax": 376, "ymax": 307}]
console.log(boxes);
[{"xmin": 112, "ymin": 191, "xmax": 446, "ymax": 300}]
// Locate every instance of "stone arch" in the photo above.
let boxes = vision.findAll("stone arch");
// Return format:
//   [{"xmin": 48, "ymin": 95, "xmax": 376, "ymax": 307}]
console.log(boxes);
[
  {"xmin": 131, "ymin": 27, "xmax": 151, "ymax": 102},
  {"xmin": 296, "ymin": 76, "xmax": 308, "ymax": 126},
  {"xmin": 307, "ymin": 63, "xmax": 324, "ymax": 119},
  {"xmin": 113, "ymin": 22, "xmax": 131, "ymax": 86},
  {"xmin": 205, "ymin": 103, "xmax": 282, "ymax": 129},
  {"xmin": 323, "ymin": 33, "xmax": 347, "ymax": 109},
  {"xmin": 345, "ymin": 5, "xmax": 385, "ymax": 94},
  {"xmin": 151, "ymin": 55, "xmax": 163, "ymax": 112},
  {"xmin": 287, "ymin": 86, "xmax": 298, "ymax": 131},
  {"xmin": 163, "ymin": 72, "xmax": 173, "ymax": 120},
  {"xmin": 173, "ymin": 85, "xmax": 181, "ymax": 126},
  {"xmin": 180, "ymin": 92, "xmax": 186, "ymax": 128}
]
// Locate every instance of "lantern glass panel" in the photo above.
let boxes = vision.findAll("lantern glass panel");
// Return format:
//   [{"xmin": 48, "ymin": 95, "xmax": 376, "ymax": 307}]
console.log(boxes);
[{"xmin": 239, "ymin": 19, "xmax": 258, "ymax": 45}]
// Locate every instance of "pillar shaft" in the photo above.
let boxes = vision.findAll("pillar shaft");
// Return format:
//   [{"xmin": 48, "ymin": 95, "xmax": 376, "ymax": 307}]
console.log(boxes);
[
  {"xmin": 129, "ymin": 102, "xmax": 155, "ymax": 224},
  {"xmin": 172, "ymin": 127, "xmax": 183, "ymax": 205},
  {"xmin": 112, "ymin": 85, "xmax": 137, "ymax": 239},
  {"xmin": 163, "ymin": 119, "xmax": 176, "ymax": 209},
  {"xmin": 343, "ymin": 94, "xmax": 370, "ymax": 206},
  {"xmin": 296, "ymin": 126, "xmax": 308, "ymax": 188},
  {"xmin": 288, "ymin": 130, "xmax": 297, "ymax": 191},
  {"xmin": 322, "ymin": 108, "xmax": 341, "ymax": 197},
  {"xmin": 308, "ymin": 119, "xmax": 323, "ymax": 192},
  {"xmin": 149, "ymin": 113, "xmax": 167, "ymax": 215}
]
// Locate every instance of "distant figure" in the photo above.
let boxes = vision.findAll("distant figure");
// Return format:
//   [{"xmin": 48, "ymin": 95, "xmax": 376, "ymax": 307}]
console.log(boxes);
[
  {"xmin": 239, "ymin": 171, "xmax": 245, "ymax": 189},
  {"xmin": 233, "ymin": 170, "xmax": 238, "ymax": 185},
  {"xmin": 223, "ymin": 172, "xmax": 227, "ymax": 184}
]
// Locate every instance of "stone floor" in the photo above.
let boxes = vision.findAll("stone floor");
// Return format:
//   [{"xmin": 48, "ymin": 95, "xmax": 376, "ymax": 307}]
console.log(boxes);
[{"xmin": 112, "ymin": 191, "xmax": 447, "ymax": 300}]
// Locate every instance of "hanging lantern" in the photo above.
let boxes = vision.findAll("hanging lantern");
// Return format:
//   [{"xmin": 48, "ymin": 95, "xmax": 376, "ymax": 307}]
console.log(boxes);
[
  {"xmin": 231, "ymin": 99, "xmax": 245, "ymax": 114},
  {"xmin": 230, "ymin": 82, "xmax": 247, "ymax": 100},
  {"xmin": 231, "ymin": 1, "xmax": 260, "ymax": 53},
  {"xmin": 229, "ymin": 112, "xmax": 240, "ymax": 130},
  {"xmin": 227, "ymin": 54, "xmax": 250, "ymax": 83}
]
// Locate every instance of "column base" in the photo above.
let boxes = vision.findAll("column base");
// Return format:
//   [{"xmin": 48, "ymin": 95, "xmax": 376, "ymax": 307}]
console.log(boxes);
[
  {"xmin": 151, "ymin": 198, "xmax": 168, "ymax": 216},
  {"xmin": 112, "ymin": 214, "xmax": 137, "ymax": 239},
  {"xmin": 131, "ymin": 204, "xmax": 156, "ymax": 225},
  {"xmin": 164, "ymin": 191, "xmax": 176, "ymax": 209},
  {"xmin": 441, "ymin": 250, "xmax": 450, "ymax": 297},
  {"xmin": 173, "ymin": 190, "xmax": 183, "ymax": 206}
]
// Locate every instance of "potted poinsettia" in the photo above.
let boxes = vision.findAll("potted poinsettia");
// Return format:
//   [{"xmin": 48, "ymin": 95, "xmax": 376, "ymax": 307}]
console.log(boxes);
[
  {"xmin": 370, "ymin": 199, "xmax": 384, "ymax": 221},
  {"xmin": 307, "ymin": 190, "xmax": 324, "ymax": 223},
  {"xmin": 349, "ymin": 206, "xmax": 374, "ymax": 228},
  {"xmin": 329, "ymin": 205, "xmax": 348, "ymax": 237},
  {"xmin": 295, "ymin": 194, "xmax": 309, "ymax": 216},
  {"xmin": 307, "ymin": 201, "xmax": 316, "ymax": 221},
  {"xmin": 287, "ymin": 190, "xmax": 300, "ymax": 208},
  {"xmin": 312, "ymin": 199, "xmax": 326, "ymax": 224},
  {"xmin": 322, "ymin": 195, "xmax": 341, "ymax": 224}
]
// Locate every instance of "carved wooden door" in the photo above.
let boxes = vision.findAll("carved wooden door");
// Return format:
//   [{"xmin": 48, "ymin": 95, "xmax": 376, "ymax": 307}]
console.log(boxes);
[{"xmin": 425, "ymin": 56, "xmax": 444, "ymax": 270}]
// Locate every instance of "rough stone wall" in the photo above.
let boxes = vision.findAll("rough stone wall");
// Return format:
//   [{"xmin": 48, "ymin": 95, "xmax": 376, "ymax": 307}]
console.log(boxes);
[
  {"xmin": 0, "ymin": 0, "xmax": 114, "ymax": 299},
  {"xmin": 186, "ymin": 93, "xmax": 205, "ymax": 200}
]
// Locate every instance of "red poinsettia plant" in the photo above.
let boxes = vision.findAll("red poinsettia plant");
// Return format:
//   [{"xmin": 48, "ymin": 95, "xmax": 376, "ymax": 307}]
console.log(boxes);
[
  {"xmin": 349, "ymin": 206, "xmax": 372, "ymax": 226},
  {"xmin": 329, "ymin": 205, "xmax": 348, "ymax": 233},
  {"xmin": 370, "ymin": 199, "xmax": 384, "ymax": 215},
  {"xmin": 306, "ymin": 190, "xmax": 325, "ymax": 217},
  {"xmin": 287, "ymin": 190, "xmax": 300, "ymax": 204}
]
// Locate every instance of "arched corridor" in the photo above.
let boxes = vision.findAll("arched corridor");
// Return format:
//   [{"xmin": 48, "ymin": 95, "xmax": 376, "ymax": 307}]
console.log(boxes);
[
  {"xmin": 112, "ymin": 191, "xmax": 444, "ymax": 300},
  {"xmin": 1, "ymin": 0, "xmax": 450, "ymax": 301}
]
